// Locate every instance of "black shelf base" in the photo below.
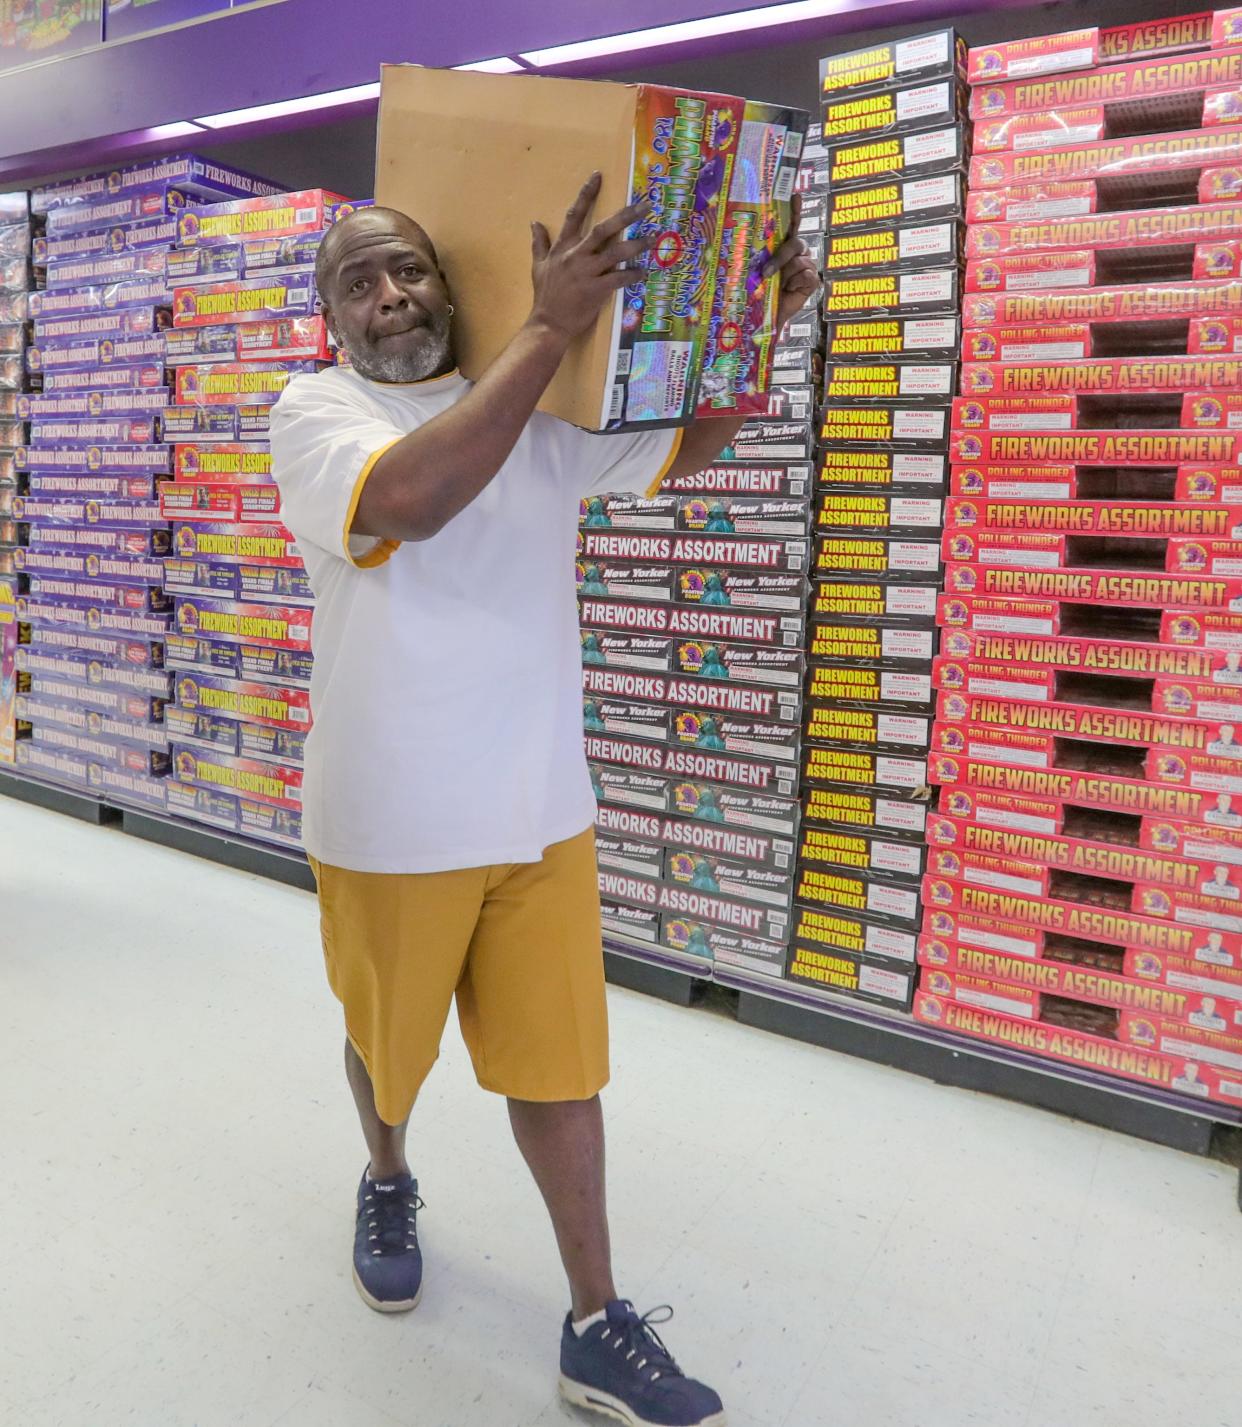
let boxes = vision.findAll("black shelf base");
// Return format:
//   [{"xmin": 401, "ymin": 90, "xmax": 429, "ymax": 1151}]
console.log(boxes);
[
  {"xmin": 119, "ymin": 809, "xmax": 315, "ymax": 891},
  {"xmin": 0, "ymin": 765, "xmax": 117, "ymax": 825}
]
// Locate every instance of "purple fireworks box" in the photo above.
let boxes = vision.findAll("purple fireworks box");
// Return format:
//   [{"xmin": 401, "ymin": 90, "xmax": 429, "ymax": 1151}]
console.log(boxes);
[
  {"xmin": 85, "ymin": 762, "xmax": 170, "ymax": 810},
  {"xmin": 21, "ymin": 522, "xmax": 168, "ymax": 554},
  {"xmin": 28, "ymin": 277, "xmax": 173, "ymax": 319},
  {"xmin": 28, "ymin": 626, "xmax": 164, "ymax": 667},
  {"xmin": 15, "ymin": 742, "xmax": 91, "ymax": 788},
  {"xmin": 26, "ymin": 575, "xmax": 170, "ymax": 614},
  {"xmin": 21, "ymin": 388, "xmax": 169, "ymax": 420},
  {"xmin": 15, "ymin": 645, "xmax": 172, "ymax": 699},
  {"xmin": 159, "ymin": 405, "xmax": 272, "ymax": 441},
  {"xmin": 32, "ymin": 725, "xmax": 170, "ymax": 777},
  {"xmin": 33, "ymin": 155, "xmax": 283, "ymax": 216},
  {"xmin": 26, "ymin": 333, "xmax": 167, "ymax": 373},
  {"xmin": 167, "ymin": 245, "xmax": 244, "ymax": 287},
  {"xmin": 30, "ymin": 418, "xmax": 158, "ymax": 445},
  {"xmin": 165, "ymin": 705, "xmax": 308, "ymax": 767},
  {"xmin": 162, "ymin": 326, "xmax": 238, "ymax": 365},
  {"xmin": 42, "ymin": 364, "xmax": 167, "ymax": 394},
  {"xmin": 27, "ymin": 473, "xmax": 160, "ymax": 500},
  {"xmin": 15, "ymin": 446, "xmax": 172, "ymax": 475},
  {"xmin": 237, "ymin": 796, "xmax": 303, "ymax": 849},
  {"xmin": 33, "ymin": 307, "xmax": 169, "ymax": 344},
  {"xmin": 43, "ymin": 186, "xmax": 199, "ymax": 240},
  {"xmin": 24, "ymin": 677, "xmax": 165, "ymax": 725},
  {"xmin": 17, "ymin": 595, "xmax": 171, "ymax": 639},
  {"xmin": 45, "ymin": 250, "xmax": 169, "ymax": 291},
  {"xmin": 163, "ymin": 559, "xmax": 312, "ymax": 605},
  {"xmin": 166, "ymin": 780, "xmax": 241, "ymax": 831},
  {"xmin": 15, "ymin": 494, "xmax": 167, "ymax": 527},
  {"xmin": 16, "ymin": 549, "xmax": 167, "ymax": 587},
  {"xmin": 164, "ymin": 631, "xmax": 242, "ymax": 678},
  {"xmin": 36, "ymin": 216, "xmax": 181, "ymax": 267}
]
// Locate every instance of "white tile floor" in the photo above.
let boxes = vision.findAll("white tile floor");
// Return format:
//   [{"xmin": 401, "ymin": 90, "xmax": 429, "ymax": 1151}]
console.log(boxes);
[{"xmin": 2, "ymin": 793, "xmax": 1240, "ymax": 1427}]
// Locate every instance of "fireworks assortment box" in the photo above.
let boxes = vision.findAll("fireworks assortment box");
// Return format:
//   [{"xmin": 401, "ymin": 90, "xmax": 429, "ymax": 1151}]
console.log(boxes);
[
  {"xmin": 0, "ymin": 190, "xmax": 32, "ymax": 765},
  {"xmin": 923, "ymin": 12, "xmax": 1242, "ymax": 1104}
]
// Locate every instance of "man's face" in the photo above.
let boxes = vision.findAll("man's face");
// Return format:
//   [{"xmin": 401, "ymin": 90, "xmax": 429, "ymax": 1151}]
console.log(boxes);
[
  {"xmin": 319, "ymin": 209, "xmax": 454, "ymax": 383},
  {"xmin": 1214, "ymin": 866, "xmax": 1231, "ymax": 885},
  {"xmin": 1218, "ymin": 794, "xmax": 1233, "ymax": 814},
  {"xmin": 1203, "ymin": 998, "xmax": 1217, "ymax": 1015},
  {"xmin": 1208, "ymin": 933, "xmax": 1223, "ymax": 951},
  {"xmin": 1228, "ymin": 652, "xmax": 1242, "ymax": 673},
  {"xmin": 1221, "ymin": 726, "xmax": 1237, "ymax": 747}
]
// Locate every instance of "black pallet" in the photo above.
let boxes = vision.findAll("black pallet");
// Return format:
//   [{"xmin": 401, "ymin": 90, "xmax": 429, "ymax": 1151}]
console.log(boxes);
[{"xmin": 0, "ymin": 764, "xmax": 116, "ymax": 825}]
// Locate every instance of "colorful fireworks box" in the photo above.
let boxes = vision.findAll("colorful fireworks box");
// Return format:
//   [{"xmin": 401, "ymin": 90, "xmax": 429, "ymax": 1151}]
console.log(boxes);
[
  {"xmin": 823, "ymin": 361, "xmax": 956, "ymax": 401},
  {"xmin": 815, "ymin": 494, "xmax": 943, "ymax": 539},
  {"xmin": 695, "ymin": 101, "xmax": 806, "ymax": 419},
  {"xmin": 786, "ymin": 943, "xmax": 915, "ymax": 1009},
  {"xmin": 825, "ymin": 123, "xmax": 970, "ymax": 189},
  {"xmin": 949, "ymin": 427, "xmax": 1242, "ymax": 465},
  {"xmin": 174, "ymin": 362, "xmax": 313, "ymax": 405},
  {"xmin": 582, "ymin": 663, "xmax": 799, "ymax": 723},
  {"xmin": 806, "ymin": 661, "xmax": 933, "ymax": 711},
  {"xmin": 172, "ymin": 599, "xmax": 312, "ymax": 651},
  {"xmin": 816, "ymin": 450, "xmax": 948, "ymax": 495},
  {"xmin": 823, "ymin": 315, "xmax": 960, "ymax": 364},
  {"xmin": 577, "ymin": 529, "xmax": 808, "ymax": 573},
  {"xmin": 826, "ymin": 172, "xmax": 964, "ymax": 231},
  {"xmin": 967, "ymin": 29, "xmax": 1098, "ymax": 85},
  {"xmin": 966, "ymin": 202, "xmax": 1242, "ymax": 260},
  {"xmin": 806, "ymin": 620, "xmax": 936, "ymax": 666},
  {"xmin": 803, "ymin": 702, "xmax": 930, "ymax": 753},
  {"xmin": 798, "ymin": 820, "xmax": 927, "ymax": 882},
  {"xmin": 581, "ymin": 493, "xmax": 810, "ymax": 537},
  {"xmin": 800, "ymin": 743, "xmax": 928, "ymax": 794},
  {"xmin": 175, "ymin": 190, "xmax": 349, "ymax": 246},
  {"xmin": 973, "ymin": 106, "xmax": 1106, "ymax": 155},
  {"xmin": 171, "ymin": 277, "xmax": 318, "ymax": 328},
  {"xmin": 171, "ymin": 743, "xmax": 301, "ymax": 810},
  {"xmin": 818, "ymin": 402, "xmax": 951, "ymax": 448},
  {"xmin": 968, "ymin": 126, "xmax": 1242, "ymax": 190},
  {"xmin": 577, "ymin": 593, "xmax": 804, "ymax": 645},
  {"xmin": 965, "ymin": 251, "xmax": 1095, "ymax": 292},
  {"xmin": 594, "ymin": 800, "xmax": 796, "ymax": 868},
  {"xmin": 659, "ymin": 460, "xmax": 813, "ymax": 499},
  {"xmin": 965, "ymin": 181, "xmax": 1099, "ymax": 224},
  {"xmin": 811, "ymin": 534, "xmax": 940, "ymax": 580},
  {"xmin": 819, "ymin": 30, "xmax": 966, "ymax": 101},
  {"xmin": 583, "ymin": 730, "xmax": 798, "ymax": 799}
]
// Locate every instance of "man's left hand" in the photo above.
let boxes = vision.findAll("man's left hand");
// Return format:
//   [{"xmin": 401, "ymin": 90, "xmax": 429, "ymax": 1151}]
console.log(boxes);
[{"xmin": 766, "ymin": 193, "xmax": 820, "ymax": 335}]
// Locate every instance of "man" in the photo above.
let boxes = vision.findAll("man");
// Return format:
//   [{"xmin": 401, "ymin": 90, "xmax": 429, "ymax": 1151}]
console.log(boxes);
[
  {"xmin": 1205, "ymin": 792, "xmax": 1242, "ymax": 827},
  {"xmin": 270, "ymin": 177, "xmax": 817, "ymax": 1427}
]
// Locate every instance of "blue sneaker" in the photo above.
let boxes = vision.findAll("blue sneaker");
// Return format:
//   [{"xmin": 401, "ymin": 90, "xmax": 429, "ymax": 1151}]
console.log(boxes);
[
  {"xmin": 352, "ymin": 1169, "xmax": 424, "ymax": 1313},
  {"xmin": 560, "ymin": 1300, "xmax": 725, "ymax": 1426}
]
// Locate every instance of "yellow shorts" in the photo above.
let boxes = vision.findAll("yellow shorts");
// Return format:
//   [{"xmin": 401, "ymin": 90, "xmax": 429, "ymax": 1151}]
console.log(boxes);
[{"xmin": 309, "ymin": 827, "xmax": 609, "ymax": 1124}]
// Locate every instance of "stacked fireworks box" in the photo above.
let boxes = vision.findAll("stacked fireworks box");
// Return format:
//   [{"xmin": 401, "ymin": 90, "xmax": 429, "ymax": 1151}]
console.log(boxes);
[
  {"xmin": 580, "ymin": 103, "xmax": 811, "ymax": 979},
  {"xmin": 0, "ymin": 190, "xmax": 33, "ymax": 767},
  {"xmin": 158, "ymin": 189, "xmax": 361, "ymax": 850},
  {"xmin": 9, "ymin": 156, "xmax": 283, "ymax": 810},
  {"xmin": 783, "ymin": 29, "xmax": 971, "ymax": 1013},
  {"xmin": 918, "ymin": 15, "xmax": 1242, "ymax": 1109}
]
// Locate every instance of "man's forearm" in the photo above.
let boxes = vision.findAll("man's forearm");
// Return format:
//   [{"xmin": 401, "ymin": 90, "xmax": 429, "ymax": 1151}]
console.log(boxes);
[{"xmin": 353, "ymin": 319, "xmax": 570, "ymax": 542}]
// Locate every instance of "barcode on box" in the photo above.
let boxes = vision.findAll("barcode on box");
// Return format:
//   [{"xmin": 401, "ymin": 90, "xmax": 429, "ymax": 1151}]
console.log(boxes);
[
  {"xmin": 609, "ymin": 384, "xmax": 625, "ymax": 423},
  {"xmin": 775, "ymin": 165, "xmax": 797, "ymax": 202},
  {"xmin": 295, "ymin": 208, "xmax": 317, "ymax": 224}
]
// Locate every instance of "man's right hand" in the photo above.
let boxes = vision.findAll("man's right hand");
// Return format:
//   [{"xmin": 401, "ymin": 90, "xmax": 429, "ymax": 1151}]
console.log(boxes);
[{"xmin": 529, "ymin": 174, "xmax": 655, "ymax": 342}]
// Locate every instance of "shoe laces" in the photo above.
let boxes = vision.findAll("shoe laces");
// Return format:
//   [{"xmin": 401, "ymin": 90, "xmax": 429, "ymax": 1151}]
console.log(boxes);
[
  {"xmin": 599, "ymin": 1305, "xmax": 682, "ymax": 1383},
  {"xmin": 362, "ymin": 1184, "xmax": 425, "ymax": 1258}
]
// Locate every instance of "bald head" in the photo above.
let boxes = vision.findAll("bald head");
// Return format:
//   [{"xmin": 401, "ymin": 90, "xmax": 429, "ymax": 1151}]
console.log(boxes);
[{"xmin": 317, "ymin": 206, "xmax": 454, "ymax": 383}]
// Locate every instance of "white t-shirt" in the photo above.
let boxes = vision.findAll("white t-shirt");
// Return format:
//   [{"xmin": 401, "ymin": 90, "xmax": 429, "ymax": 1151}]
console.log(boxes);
[{"xmin": 269, "ymin": 365, "xmax": 679, "ymax": 873}]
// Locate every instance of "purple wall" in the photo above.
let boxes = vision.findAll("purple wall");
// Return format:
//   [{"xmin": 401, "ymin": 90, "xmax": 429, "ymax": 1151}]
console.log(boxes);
[{"xmin": 0, "ymin": 0, "xmax": 1024, "ymax": 181}]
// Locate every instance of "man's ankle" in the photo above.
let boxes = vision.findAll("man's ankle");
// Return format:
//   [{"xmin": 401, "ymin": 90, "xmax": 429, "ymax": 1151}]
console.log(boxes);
[{"xmin": 367, "ymin": 1160, "xmax": 411, "ymax": 1183}]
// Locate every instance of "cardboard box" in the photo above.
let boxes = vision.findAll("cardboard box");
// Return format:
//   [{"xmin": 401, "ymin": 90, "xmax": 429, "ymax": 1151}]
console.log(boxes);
[
  {"xmin": 1119, "ymin": 1008, "xmax": 1242, "ymax": 1065},
  {"xmin": 807, "ymin": 662, "xmax": 933, "ymax": 709},
  {"xmin": 812, "ymin": 535, "xmax": 940, "ymax": 580},
  {"xmin": 27, "ymin": 333, "xmax": 166, "ymax": 373},
  {"xmin": 659, "ymin": 460, "xmax": 813, "ymax": 499},
  {"xmin": 40, "ymin": 217, "xmax": 179, "ymax": 265},
  {"xmin": 33, "ymin": 154, "xmax": 281, "ymax": 217},
  {"xmin": 599, "ymin": 867, "xmax": 792, "ymax": 942},
  {"xmin": 965, "ymin": 251, "xmax": 1094, "ymax": 292},
  {"xmin": 1167, "ymin": 537, "xmax": 1242, "ymax": 574},
  {"xmin": 798, "ymin": 821, "xmax": 926, "ymax": 881},
  {"xmin": 159, "ymin": 482, "xmax": 280, "ymax": 524},
  {"xmin": 961, "ymin": 279, "xmax": 1242, "ymax": 329},
  {"xmin": 962, "ymin": 323, "xmax": 1091, "ymax": 363},
  {"xmin": 821, "ymin": 78, "xmax": 967, "ymax": 147},
  {"xmin": 802, "ymin": 782, "xmax": 929, "ymax": 837},
  {"xmin": 169, "ymin": 521, "xmax": 301, "ymax": 568},
  {"xmin": 582, "ymin": 493, "xmax": 809, "ymax": 537},
  {"xmin": 922, "ymin": 873, "xmax": 1242, "ymax": 959},
  {"xmin": 725, "ymin": 418, "xmax": 814, "ymax": 461},
  {"xmin": 827, "ymin": 172, "xmax": 964, "ymax": 231},
  {"xmin": 822, "ymin": 265, "xmax": 961, "ymax": 320},
  {"xmin": 170, "ymin": 277, "xmax": 318, "ymax": 328},
  {"xmin": 596, "ymin": 831, "xmax": 666, "ymax": 882},
  {"xmin": 600, "ymin": 900, "xmax": 661, "ymax": 944},
  {"xmin": 663, "ymin": 845, "xmax": 795, "ymax": 908},
  {"xmin": 34, "ymin": 307, "xmax": 167, "ymax": 343},
  {"xmin": 807, "ymin": 621, "xmax": 936, "ymax": 665},
  {"xmin": 786, "ymin": 943, "xmax": 915, "ymax": 1008},
  {"xmin": 801, "ymin": 743, "xmax": 928, "ymax": 793},
  {"xmin": 577, "ymin": 592, "xmax": 803, "ymax": 645},
  {"xmin": 16, "ymin": 550, "xmax": 165, "ymax": 587},
  {"xmin": 582, "ymin": 730, "xmax": 797, "ymax": 799},
  {"xmin": 25, "ymin": 576, "xmax": 169, "ymax": 615},
  {"xmin": 803, "ymin": 702, "xmax": 930, "ymax": 752},
  {"xmin": 824, "ymin": 315, "xmax": 959, "ymax": 362},
  {"xmin": 824, "ymin": 218, "xmax": 963, "ymax": 275},
  {"xmin": 969, "ymin": 126, "xmax": 1242, "ymax": 189},
  {"xmin": 968, "ymin": 204, "xmax": 1242, "ymax": 260},
  {"xmin": 1127, "ymin": 943, "xmax": 1242, "ymax": 993},
  {"xmin": 810, "ymin": 579, "xmax": 939, "ymax": 624},
  {"xmin": 175, "ymin": 190, "xmax": 347, "ymax": 247},
  {"xmin": 929, "ymin": 748, "xmax": 1232, "ymax": 826},
  {"xmin": 965, "ymin": 181, "xmax": 1098, "ymax": 224},
  {"xmin": 171, "ymin": 743, "xmax": 301, "ymax": 809},
  {"xmin": 947, "ymin": 559, "xmax": 1242, "ymax": 610},
  {"xmin": 236, "ymin": 796, "xmax": 303, "ymax": 848},
  {"xmin": 949, "ymin": 428, "xmax": 1242, "ymax": 466},
  {"xmin": 935, "ymin": 783, "xmax": 1063, "ymax": 833},
  {"xmin": 16, "ymin": 597, "xmax": 170, "ymax": 640},
  {"xmin": 967, "ymin": 30, "xmax": 1098, "ymax": 84},
  {"xmin": 823, "ymin": 362, "xmax": 956, "ymax": 401},
  {"xmin": 22, "ymin": 388, "xmax": 169, "ymax": 421},
  {"xmin": 1101, "ymin": 15, "xmax": 1215, "ymax": 62},
  {"xmin": 973, "ymin": 106, "xmax": 1105, "ymax": 155},
  {"xmin": 1162, "ymin": 607, "xmax": 1242, "ymax": 649},
  {"xmin": 375, "ymin": 67, "xmax": 750, "ymax": 431},
  {"xmin": 817, "ymin": 448, "xmax": 948, "ymax": 493},
  {"xmin": 819, "ymin": 30, "xmax": 966, "ymax": 101},
  {"xmin": 174, "ymin": 362, "xmax": 313, "ymax": 406},
  {"xmin": 577, "ymin": 528, "xmax": 807, "ymax": 573},
  {"xmin": 946, "ymin": 496, "xmax": 1241, "ymax": 540},
  {"xmin": 938, "ymin": 628, "xmax": 1217, "ymax": 680},
  {"xmin": 969, "ymin": 40, "xmax": 1242, "ymax": 122},
  {"xmin": 595, "ymin": 800, "xmax": 795, "ymax": 868},
  {"xmin": 576, "ymin": 560, "xmax": 807, "ymax": 610},
  {"xmin": 818, "ymin": 403, "xmax": 950, "ymax": 448},
  {"xmin": 1134, "ymin": 876, "xmax": 1242, "ymax": 934},
  {"xmin": 582, "ymin": 662, "xmax": 799, "ymax": 722},
  {"xmin": 825, "ymin": 123, "xmax": 970, "ymax": 188},
  {"xmin": 43, "ymin": 363, "xmax": 166, "ymax": 394},
  {"xmin": 815, "ymin": 493, "xmax": 943, "ymax": 534},
  {"xmin": 173, "ymin": 599, "xmax": 312, "ymax": 651}
]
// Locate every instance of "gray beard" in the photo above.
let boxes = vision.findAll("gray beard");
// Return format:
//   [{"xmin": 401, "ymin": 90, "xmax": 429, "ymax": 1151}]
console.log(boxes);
[{"xmin": 347, "ymin": 312, "xmax": 454, "ymax": 383}]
